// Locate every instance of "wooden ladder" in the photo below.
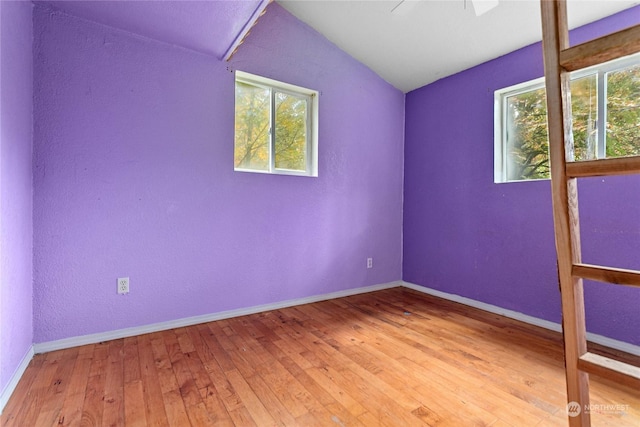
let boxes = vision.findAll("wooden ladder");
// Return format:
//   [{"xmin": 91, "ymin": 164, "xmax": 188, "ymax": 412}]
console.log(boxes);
[{"xmin": 540, "ymin": 1, "xmax": 640, "ymax": 426}]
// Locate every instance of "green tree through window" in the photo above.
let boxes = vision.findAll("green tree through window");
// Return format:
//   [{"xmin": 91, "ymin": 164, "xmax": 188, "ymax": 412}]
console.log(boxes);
[
  {"xmin": 497, "ymin": 56, "xmax": 640, "ymax": 182},
  {"xmin": 506, "ymin": 86, "xmax": 549, "ymax": 180},
  {"xmin": 607, "ymin": 65, "xmax": 640, "ymax": 158},
  {"xmin": 275, "ymin": 91, "xmax": 307, "ymax": 171},
  {"xmin": 234, "ymin": 71, "xmax": 317, "ymax": 176},
  {"xmin": 234, "ymin": 82, "xmax": 270, "ymax": 171}
]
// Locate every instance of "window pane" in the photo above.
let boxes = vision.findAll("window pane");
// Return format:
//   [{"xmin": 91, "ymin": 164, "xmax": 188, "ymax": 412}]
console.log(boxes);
[
  {"xmin": 274, "ymin": 91, "xmax": 307, "ymax": 171},
  {"xmin": 505, "ymin": 87, "xmax": 549, "ymax": 180},
  {"xmin": 571, "ymin": 74, "xmax": 598, "ymax": 161},
  {"xmin": 234, "ymin": 81, "xmax": 270, "ymax": 171},
  {"xmin": 504, "ymin": 77, "xmax": 597, "ymax": 180},
  {"xmin": 606, "ymin": 64, "xmax": 640, "ymax": 158}
]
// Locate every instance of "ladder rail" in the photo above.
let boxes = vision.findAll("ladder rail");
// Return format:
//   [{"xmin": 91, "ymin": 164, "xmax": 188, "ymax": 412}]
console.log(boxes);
[
  {"xmin": 540, "ymin": 2, "xmax": 591, "ymax": 426},
  {"xmin": 541, "ymin": 1, "xmax": 640, "ymax": 426}
]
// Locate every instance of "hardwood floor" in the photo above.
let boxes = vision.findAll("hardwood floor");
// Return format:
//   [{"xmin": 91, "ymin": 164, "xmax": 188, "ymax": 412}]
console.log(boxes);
[{"xmin": 2, "ymin": 287, "xmax": 639, "ymax": 426}]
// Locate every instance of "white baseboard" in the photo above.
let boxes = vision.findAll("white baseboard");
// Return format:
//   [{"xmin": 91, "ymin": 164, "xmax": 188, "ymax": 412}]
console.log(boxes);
[
  {"xmin": 9, "ymin": 279, "xmax": 638, "ymax": 415},
  {"xmin": 402, "ymin": 281, "xmax": 640, "ymax": 357},
  {"xmin": 34, "ymin": 281, "xmax": 401, "ymax": 354},
  {"xmin": 0, "ymin": 345, "xmax": 34, "ymax": 415}
]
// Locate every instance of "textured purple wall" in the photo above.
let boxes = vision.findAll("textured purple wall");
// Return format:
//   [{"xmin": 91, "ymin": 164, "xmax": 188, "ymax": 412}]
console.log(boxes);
[
  {"xmin": 32, "ymin": 3, "xmax": 404, "ymax": 343},
  {"xmin": 0, "ymin": 0, "xmax": 34, "ymax": 397},
  {"xmin": 37, "ymin": 0, "xmax": 265, "ymax": 59},
  {"xmin": 404, "ymin": 7, "xmax": 640, "ymax": 345}
]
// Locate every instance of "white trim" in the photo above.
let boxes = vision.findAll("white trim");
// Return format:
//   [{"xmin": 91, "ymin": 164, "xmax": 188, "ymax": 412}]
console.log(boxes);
[
  {"xmin": 493, "ymin": 77, "xmax": 546, "ymax": 184},
  {"xmin": 234, "ymin": 70, "xmax": 319, "ymax": 177},
  {"xmin": 493, "ymin": 52, "xmax": 640, "ymax": 184},
  {"xmin": 236, "ymin": 71, "xmax": 317, "ymax": 98},
  {"xmin": 0, "ymin": 346, "xmax": 34, "ymax": 414},
  {"xmin": 223, "ymin": 0, "xmax": 271, "ymax": 61},
  {"xmin": 401, "ymin": 281, "xmax": 640, "ymax": 357},
  {"xmin": 27, "ymin": 279, "xmax": 640, "ymax": 365},
  {"xmin": 34, "ymin": 281, "xmax": 401, "ymax": 354}
]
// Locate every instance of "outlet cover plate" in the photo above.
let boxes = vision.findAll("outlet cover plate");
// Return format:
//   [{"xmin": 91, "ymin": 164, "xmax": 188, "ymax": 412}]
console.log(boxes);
[{"xmin": 118, "ymin": 277, "xmax": 129, "ymax": 294}]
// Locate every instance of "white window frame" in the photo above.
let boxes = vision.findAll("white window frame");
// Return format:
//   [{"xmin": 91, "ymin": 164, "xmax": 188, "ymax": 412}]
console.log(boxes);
[
  {"xmin": 494, "ymin": 53, "xmax": 640, "ymax": 183},
  {"xmin": 234, "ymin": 71, "xmax": 319, "ymax": 177}
]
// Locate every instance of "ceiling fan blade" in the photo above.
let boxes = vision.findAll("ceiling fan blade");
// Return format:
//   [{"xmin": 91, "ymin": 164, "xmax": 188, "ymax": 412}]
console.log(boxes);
[
  {"xmin": 471, "ymin": 0, "xmax": 499, "ymax": 16},
  {"xmin": 391, "ymin": 0, "xmax": 419, "ymax": 16}
]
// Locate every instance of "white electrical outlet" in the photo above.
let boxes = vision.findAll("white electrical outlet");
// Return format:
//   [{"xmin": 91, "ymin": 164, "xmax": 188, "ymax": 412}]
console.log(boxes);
[
  {"xmin": 117, "ymin": 277, "xmax": 129, "ymax": 294},
  {"xmin": 367, "ymin": 258, "xmax": 373, "ymax": 269}
]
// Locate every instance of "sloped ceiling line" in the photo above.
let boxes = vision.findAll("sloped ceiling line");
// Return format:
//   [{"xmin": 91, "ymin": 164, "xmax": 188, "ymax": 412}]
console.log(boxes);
[{"xmin": 224, "ymin": 0, "xmax": 273, "ymax": 61}]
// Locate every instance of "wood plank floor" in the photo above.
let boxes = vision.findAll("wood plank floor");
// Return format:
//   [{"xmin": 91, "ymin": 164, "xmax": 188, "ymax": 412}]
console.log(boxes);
[{"xmin": 2, "ymin": 287, "xmax": 639, "ymax": 426}]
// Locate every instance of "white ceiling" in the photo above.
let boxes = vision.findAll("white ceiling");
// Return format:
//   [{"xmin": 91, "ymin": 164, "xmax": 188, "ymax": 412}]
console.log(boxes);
[
  {"xmin": 278, "ymin": 0, "xmax": 640, "ymax": 92},
  {"xmin": 41, "ymin": 0, "xmax": 639, "ymax": 93}
]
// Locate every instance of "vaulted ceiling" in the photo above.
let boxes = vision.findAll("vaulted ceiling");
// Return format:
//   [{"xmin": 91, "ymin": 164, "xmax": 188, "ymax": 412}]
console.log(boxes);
[
  {"xmin": 38, "ymin": 0, "xmax": 640, "ymax": 93},
  {"xmin": 279, "ymin": 0, "xmax": 639, "ymax": 92},
  {"xmin": 36, "ymin": 0, "xmax": 268, "ymax": 58}
]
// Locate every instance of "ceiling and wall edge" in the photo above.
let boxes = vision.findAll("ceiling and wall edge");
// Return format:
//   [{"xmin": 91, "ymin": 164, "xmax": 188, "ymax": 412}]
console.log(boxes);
[{"xmin": 223, "ymin": 0, "xmax": 272, "ymax": 61}]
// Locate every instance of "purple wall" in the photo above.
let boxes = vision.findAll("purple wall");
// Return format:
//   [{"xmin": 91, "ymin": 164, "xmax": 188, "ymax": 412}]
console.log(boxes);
[
  {"xmin": 37, "ymin": 0, "xmax": 265, "ymax": 59},
  {"xmin": 32, "ymin": 3, "xmax": 404, "ymax": 343},
  {"xmin": 0, "ymin": 0, "xmax": 34, "ymax": 397},
  {"xmin": 403, "ymin": 7, "xmax": 640, "ymax": 345}
]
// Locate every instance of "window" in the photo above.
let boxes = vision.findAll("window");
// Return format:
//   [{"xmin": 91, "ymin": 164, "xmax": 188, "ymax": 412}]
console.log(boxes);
[
  {"xmin": 234, "ymin": 71, "xmax": 318, "ymax": 176},
  {"xmin": 494, "ymin": 53, "xmax": 640, "ymax": 183}
]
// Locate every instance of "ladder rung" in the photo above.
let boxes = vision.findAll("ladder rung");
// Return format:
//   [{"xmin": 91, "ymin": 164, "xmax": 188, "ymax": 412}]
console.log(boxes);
[
  {"xmin": 565, "ymin": 156, "xmax": 640, "ymax": 178},
  {"xmin": 573, "ymin": 263, "xmax": 640, "ymax": 287},
  {"xmin": 578, "ymin": 352, "xmax": 640, "ymax": 389},
  {"xmin": 560, "ymin": 25, "xmax": 640, "ymax": 71}
]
